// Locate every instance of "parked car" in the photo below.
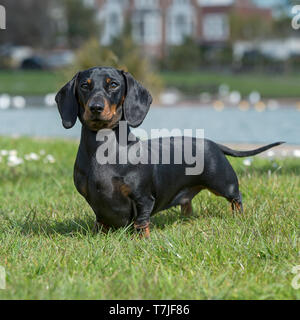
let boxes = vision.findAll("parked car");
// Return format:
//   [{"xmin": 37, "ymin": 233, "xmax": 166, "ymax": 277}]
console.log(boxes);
[
  {"xmin": 20, "ymin": 56, "xmax": 46, "ymax": 70},
  {"xmin": 45, "ymin": 50, "xmax": 75, "ymax": 69}
]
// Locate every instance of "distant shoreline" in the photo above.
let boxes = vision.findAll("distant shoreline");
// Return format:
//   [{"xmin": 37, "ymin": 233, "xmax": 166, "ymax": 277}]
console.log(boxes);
[
  {"xmin": 1, "ymin": 96, "xmax": 300, "ymax": 110},
  {"xmin": 1, "ymin": 70, "xmax": 300, "ymax": 99}
]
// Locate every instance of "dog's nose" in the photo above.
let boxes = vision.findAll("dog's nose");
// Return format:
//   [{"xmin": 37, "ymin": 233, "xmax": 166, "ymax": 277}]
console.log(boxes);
[{"xmin": 89, "ymin": 104, "xmax": 104, "ymax": 113}]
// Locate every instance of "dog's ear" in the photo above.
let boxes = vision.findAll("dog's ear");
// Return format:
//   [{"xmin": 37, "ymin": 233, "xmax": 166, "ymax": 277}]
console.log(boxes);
[
  {"xmin": 55, "ymin": 72, "xmax": 80, "ymax": 129},
  {"xmin": 121, "ymin": 71, "xmax": 152, "ymax": 128}
]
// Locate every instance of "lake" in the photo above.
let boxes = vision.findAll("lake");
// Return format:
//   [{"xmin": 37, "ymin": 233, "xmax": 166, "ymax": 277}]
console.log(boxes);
[{"xmin": 0, "ymin": 106, "xmax": 299, "ymax": 145}]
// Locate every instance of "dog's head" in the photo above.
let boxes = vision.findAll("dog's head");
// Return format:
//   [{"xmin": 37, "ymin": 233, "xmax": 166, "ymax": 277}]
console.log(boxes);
[{"xmin": 55, "ymin": 67, "xmax": 152, "ymax": 131}]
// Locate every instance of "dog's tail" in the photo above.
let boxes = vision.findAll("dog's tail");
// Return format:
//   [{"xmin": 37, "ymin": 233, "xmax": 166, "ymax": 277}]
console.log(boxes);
[{"xmin": 217, "ymin": 141, "xmax": 285, "ymax": 158}]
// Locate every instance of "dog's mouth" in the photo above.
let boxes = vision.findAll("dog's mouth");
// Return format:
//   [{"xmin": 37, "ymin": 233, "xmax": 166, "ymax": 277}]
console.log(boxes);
[
  {"xmin": 90, "ymin": 118, "xmax": 101, "ymax": 123},
  {"xmin": 88, "ymin": 112, "xmax": 113, "ymax": 122},
  {"xmin": 85, "ymin": 118, "xmax": 111, "ymax": 131},
  {"xmin": 83, "ymin": 106, "xmax": 120, "ymax": 131},
  {"xmin": 90, "ymin": 118, "xmax": 111, "ymax": 125}
]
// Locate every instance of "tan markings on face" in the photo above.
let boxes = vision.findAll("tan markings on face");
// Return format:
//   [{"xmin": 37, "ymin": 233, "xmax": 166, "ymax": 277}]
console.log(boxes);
[
  {"xmin": 82, "ymin": 97, "xmax": 122, "ymax": 131},
  {"xmin": 101, "ymin": 99, "xmax": 116, "ymax": 121},
  {"xmin": 106, "ymin": 104, "xmax": 123, "ymax": 129},
  {"xmin": 82, "ymin": 97, "xmax": 92, "ymax": 122},
  {"xmin": 87, "ymin": 79, "xmax": 92, "ymax": 84},
  {"xmin": 106, "ymin": 78, "xmax": 111, "ymax": 84}
]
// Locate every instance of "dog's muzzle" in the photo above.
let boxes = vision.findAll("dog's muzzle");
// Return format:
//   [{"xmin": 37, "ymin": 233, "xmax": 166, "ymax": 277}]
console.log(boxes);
[{"xmin": 89, "ymin": 103, "xmax": 104, "ymax": 114}]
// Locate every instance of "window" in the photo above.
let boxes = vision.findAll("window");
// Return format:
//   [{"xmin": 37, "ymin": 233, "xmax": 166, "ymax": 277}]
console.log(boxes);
[
  {"xmin": 109, "ymin": 13, "xmax": 120, "ymax": 27},
  {"xmin": 132, "ymin": 0, "xmax": 162, "ymax": 46},
  {"xmin": 202, "ymin": 14, "xmax": 229, "ymax": 41},
  {"xmin": 99, "ymin": 0, "xmax": 125, "ymax": 45},
  {"xmin": 132, "ymin": 11, "xmax": 162, "ymax": 45},
  {"xmin": 176, "ymin": 15, "xmax": 187, "ymax": 33},
  {"xmin": 167, "ymin": 0, "xmax": 194, "ymax": 45}
]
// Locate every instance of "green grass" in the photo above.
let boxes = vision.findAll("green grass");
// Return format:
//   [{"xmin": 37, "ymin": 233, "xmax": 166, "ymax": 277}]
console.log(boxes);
[
  {"xmin": 0, "ymin": 71, "xmax": 64, "ymax": 95},
  {"xmin": 161, "ymin": 71, "xmax": 300, "ymax": 98},
  {"xmin": 1, "ymin": 70, "xmax": 300, "ymax": 98},
  {"xmin": 0, "ymin": 137, "xmax": 299, "ymax": 299}
]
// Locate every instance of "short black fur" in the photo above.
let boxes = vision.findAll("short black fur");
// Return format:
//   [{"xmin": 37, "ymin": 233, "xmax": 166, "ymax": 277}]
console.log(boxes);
[{"xmin": 55, "ymin": 66, "xmax": 284, "ymax": 237}]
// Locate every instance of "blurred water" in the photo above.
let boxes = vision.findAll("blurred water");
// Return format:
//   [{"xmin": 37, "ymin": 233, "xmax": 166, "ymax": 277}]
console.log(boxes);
[{"xmin": 0, "ymin": 106, "xmax": 299, "ymax": 144}]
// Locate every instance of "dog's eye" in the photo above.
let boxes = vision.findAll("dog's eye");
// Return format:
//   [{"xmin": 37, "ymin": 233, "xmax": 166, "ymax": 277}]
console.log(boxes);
[
  {"xmin": 81, "ymin": 83, "xmax": 90, "ymax": 90},
  {"xmin": 109, "ymin": 82, "xmax": 119, "ymax": 90}
]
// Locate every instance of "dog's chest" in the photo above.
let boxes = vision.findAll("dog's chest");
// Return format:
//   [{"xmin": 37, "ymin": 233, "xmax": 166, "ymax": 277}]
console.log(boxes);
[
  {"xmin": 74, "ymin": 156, "xmax": 115, "ymax": 200},
  {"xmin": 74, "ymin": 162, "xmax": 89, "ymax": 199}
]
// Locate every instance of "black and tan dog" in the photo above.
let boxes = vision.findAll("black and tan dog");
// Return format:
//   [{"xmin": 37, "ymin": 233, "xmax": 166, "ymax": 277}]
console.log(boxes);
[{"xmin": 55, "ymin": 66, "xmax": 283, "ymax": 237}]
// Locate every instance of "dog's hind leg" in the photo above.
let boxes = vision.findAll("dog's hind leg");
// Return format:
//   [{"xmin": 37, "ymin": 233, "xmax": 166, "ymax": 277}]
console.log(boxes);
[
  {"xmin": 181, "ymin": 201, "xmax": 193, "ymax": 216},
  {"xmin": 230, "ymin": 192, "xmax": 243, "ymax": 214},
  {"xmin": 205, "ymin": 178, "xmax": 243, "ymax": 214},
  {"xmin": 203, "ymin": 156, "xmax": 243, "ymax": 214},
  {"xmin": 178, "ymin": 186, "xmax": 203, "ymax": 217}
]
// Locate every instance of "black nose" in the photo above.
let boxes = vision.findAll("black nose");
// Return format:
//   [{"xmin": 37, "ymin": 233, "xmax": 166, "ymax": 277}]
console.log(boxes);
[{"xmin": 89, "ymin": 104, "xmax": 104, "ymax": 113}]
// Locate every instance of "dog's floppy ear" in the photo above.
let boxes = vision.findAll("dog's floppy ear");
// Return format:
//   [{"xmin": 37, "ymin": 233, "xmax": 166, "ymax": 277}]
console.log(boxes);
[
  {"xmin": 121, "ymin": 71, "xmax": 152, "ymax": 128},
  {"xmin": 55, "ymin": 72, "xmax": 80, "ymax": 129}
]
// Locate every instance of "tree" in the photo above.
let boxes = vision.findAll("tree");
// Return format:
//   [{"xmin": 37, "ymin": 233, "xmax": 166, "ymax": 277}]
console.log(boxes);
[
  {"xmin": 0, "ymin": 0, "xmax": 56, "ymax": 47},
  {"xmin": 62, "ymin": 0, "xmax": 100, "ymax": 48},
  {"xmin": 63, "ymin": 24, "xmax": 163, "ymax": 99},
  {"xmin": 230, "ymin": 13, "xmax": 272, "ymax": 42},
  {"xmin": 107, "ymin": 21, "xmax": 163, "ymax": 97},
  {"xmin": 165, "ymin": 37, "xmax": 202, "ymax": 71}
]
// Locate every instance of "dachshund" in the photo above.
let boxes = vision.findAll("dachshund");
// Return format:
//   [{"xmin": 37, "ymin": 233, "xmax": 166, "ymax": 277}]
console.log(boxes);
[{"xmin": 55, "ymin": 66, "xmax": 284, "ymax": 237}]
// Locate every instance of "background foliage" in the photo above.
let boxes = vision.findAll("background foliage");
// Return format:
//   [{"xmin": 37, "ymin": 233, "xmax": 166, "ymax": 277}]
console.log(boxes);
[{"xmin": 63, "ymin": 24, "xmax": 163, "ymax": 99}]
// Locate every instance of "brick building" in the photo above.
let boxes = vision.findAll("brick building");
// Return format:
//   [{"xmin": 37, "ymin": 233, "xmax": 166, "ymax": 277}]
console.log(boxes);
[{"xmin": 94, "ymin": 0, "xmax": 272, "ymax": 57}]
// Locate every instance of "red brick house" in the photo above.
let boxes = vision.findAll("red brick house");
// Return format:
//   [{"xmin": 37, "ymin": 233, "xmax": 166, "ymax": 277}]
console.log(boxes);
[{"xmin": 94, "ymin": 0, "xmax": 272, "ymax": 57}]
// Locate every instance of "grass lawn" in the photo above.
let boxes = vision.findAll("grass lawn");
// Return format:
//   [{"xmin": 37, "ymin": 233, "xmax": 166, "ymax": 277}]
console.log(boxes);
[
  {"xmin": 0, "ymin": 136, "xmax": 299, "ymax": 299},
  {"xmin": 161, "ymin": 71, "xmax": 300, "ymax": 98},
  {"xmin": 0, "ymin": 71, "xmax": 64, "ymax": 96},
  {"xmin": 1, "ymin": 70, "xmax": 300, "ymax": 98}
]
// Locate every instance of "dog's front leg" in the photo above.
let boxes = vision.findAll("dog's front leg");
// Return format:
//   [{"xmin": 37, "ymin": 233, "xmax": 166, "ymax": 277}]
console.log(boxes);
[
  {"xmin": 133, "ymin": 195, "xmax": 155, "ymax": 238},
  {"xmin": 134, "ymin": 221, "xmax": 150, "ymax": 238},
  {"xmin": 92, "ymin": 219, "xmax": 110, "ymax": 234}
]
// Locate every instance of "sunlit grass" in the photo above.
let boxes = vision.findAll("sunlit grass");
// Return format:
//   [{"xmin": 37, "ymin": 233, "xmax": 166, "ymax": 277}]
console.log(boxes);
[
  {"xmin": 0, "ymin": 71, "xmax": 64, "ymax": 95},
  {"xmin": 161, "ymin": 71, "xmax": 300, "ymax": 98},
  {"xmin": 1, "ymin": 71, "xmax": 300, "ymax": 98},
  {"xmin": 0, "ymin": 137, "xmax": 299, "ymax": 299}
]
